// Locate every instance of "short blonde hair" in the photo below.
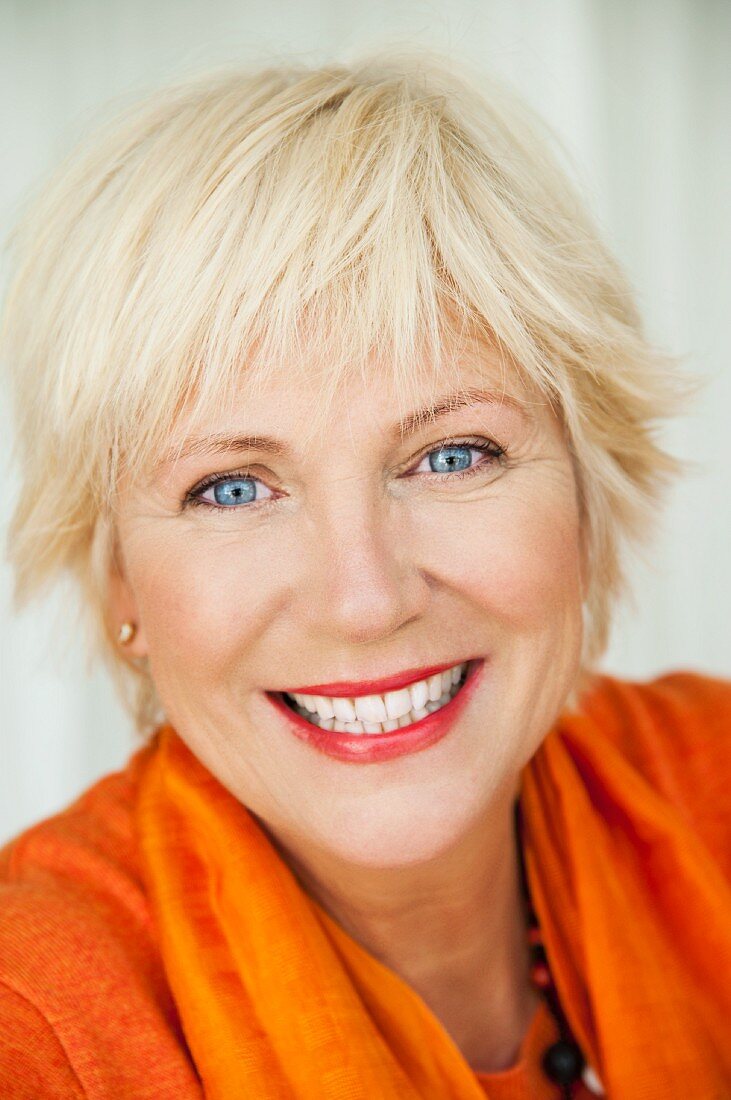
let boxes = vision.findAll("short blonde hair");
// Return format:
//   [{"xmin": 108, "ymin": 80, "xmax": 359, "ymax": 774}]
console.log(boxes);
[{"xmin": 1, "ymin": 53, "xmax": 695, "ymax": 732}]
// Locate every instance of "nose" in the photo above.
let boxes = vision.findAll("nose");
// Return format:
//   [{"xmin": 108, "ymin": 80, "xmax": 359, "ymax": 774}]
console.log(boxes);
[{"xmin": 299, "ymin": 482, "xmax": 431, "ymax": 646}]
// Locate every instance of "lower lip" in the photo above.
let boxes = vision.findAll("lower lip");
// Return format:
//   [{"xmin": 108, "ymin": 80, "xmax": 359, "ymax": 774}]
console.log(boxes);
[{"xmin": 265, "ymin": 659, "xmax": 485, "ymax": 763}]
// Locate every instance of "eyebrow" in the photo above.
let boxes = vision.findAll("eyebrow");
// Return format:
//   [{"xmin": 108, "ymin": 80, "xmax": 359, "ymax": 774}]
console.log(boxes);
[
  {"xmin": 159, "ymin": 388, "xmax": 532, "ymax": 469},
  {"xmin": 396, "ymin": 387, "xmax": 531, "ymax": 436}
]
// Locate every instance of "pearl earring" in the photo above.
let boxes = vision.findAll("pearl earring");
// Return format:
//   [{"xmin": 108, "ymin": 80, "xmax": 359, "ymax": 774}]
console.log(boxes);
[{"xmin": 117, "ymin": 621, "xmax": 137, "ymax": 646}]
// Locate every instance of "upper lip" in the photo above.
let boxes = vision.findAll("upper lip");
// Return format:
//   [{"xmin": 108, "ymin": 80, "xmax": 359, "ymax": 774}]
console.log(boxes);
[{"xmin": 281, "ymin": 660, "xmax": 472, "ymax": 698}]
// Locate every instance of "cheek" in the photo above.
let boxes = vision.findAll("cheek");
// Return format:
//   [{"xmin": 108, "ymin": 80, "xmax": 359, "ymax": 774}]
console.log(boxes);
[
  {"xmin": 427, "ymin": 479, "xmax": 583, "ymax": 627},
  {"xmin": 127, "ymin": 529, "xmax": 291, "ymax": 675}
]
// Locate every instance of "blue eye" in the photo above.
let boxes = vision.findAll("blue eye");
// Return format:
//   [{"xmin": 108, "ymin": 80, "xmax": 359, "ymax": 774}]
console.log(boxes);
[
  {"xmin": 414, "ymin": 439, "xmax": 504, "ymax": 478},
  {"xmin": 212, "ymin": 478, "xmax": 257, "ymax": 506},
  {"xmin": 188, "ymin": 474, "xmax": 273, "ymax": 510},
  {"xmin": 428, "ymin": 445, "xmax": 474, "ymax": 473}
]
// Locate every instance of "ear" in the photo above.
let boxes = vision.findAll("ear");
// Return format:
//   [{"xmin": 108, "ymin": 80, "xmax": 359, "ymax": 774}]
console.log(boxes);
[{"xmin": 106, "ymin": 538, "xmax": 149, "ymax": 659}]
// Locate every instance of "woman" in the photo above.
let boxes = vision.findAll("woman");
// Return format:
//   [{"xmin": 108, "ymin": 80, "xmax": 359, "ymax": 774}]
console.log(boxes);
[{"xmin": 0, "ymin": 55, "xmax": 729, "ymax": 1099}]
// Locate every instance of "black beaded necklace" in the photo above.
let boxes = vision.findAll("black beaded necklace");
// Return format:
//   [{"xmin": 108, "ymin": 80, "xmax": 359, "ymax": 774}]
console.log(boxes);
[{"xmin": 513, "ymin": 800, "xmax": 604, "ymax": 1097}]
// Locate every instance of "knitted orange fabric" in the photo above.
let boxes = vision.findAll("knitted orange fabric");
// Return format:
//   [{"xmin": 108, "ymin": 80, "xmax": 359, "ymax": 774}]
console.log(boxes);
[{"xmin": 1, "ymin": 671, "xmax": 729, "ymax": 1098}]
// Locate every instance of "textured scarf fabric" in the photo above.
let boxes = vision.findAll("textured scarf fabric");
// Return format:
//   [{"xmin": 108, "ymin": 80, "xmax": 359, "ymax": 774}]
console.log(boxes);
[{"xmin": 135, "ymin": 674, "xmax": 731, "ymax": 1099}]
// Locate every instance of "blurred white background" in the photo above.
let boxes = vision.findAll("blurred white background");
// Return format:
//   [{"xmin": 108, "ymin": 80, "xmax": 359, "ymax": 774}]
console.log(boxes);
[{"xmin": 1, "ymin": 0, "xmax": 729, "ymax": 844}]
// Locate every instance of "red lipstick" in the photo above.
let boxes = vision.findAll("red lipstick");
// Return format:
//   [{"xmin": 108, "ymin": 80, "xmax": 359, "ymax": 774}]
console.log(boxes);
[
  {"xmin": 284, "ymin": 660, "xmax": 461, "ymax": 698},
  {"xmin": 267, "ymin": 658, "xmax": 484, "ymax": 764}
]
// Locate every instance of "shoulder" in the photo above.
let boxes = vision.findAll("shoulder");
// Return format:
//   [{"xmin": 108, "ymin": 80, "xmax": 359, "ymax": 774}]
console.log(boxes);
[
  {"xmin": 0, "ymin": 741, "xmax": 199, "ymax": 1097},
  {"xmin": 576, "ymin": 668, "xmax": 731, "ymax": 876},
  {"xmin": 0, "ymin": 981, "xmax": 85, "ymax": 1098},
  {"xmin": 0, "ymin": 742, "xmax": 155, "ymax": 986},
  {"xmin": 579, "ymin": 668, "xmax": 730, "ymax": 788}
]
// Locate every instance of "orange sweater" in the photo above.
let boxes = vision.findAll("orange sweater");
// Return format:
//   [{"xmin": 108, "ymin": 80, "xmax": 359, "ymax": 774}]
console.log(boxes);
[{"xmin": 0, "ymin": 670, "xmax": 729, "ymax": 1098}]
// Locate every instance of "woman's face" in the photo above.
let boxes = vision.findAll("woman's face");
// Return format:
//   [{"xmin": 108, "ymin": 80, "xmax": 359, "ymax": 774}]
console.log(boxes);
[{"xmin": 111, "ymin": 342, "xmax": 586, "ymax": 869}]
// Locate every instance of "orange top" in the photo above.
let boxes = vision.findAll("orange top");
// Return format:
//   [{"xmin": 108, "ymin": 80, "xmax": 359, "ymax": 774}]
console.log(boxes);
[{"xmin": 0, "ymin": 670, "xmax": 729, "ymax": 1098}]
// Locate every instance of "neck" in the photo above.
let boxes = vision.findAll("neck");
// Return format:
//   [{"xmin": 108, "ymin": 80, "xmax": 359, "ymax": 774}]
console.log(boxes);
[{"xmin": 269, "ymin": 786, "xmax": 540, "ymax": 1073}]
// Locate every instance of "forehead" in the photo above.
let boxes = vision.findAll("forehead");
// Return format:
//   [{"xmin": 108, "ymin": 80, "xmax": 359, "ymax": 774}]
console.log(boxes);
[
  {"xmin": 170, "ymin": 334, "xmax": 551, "ymax": 453},
  {"xmin": 139, "ymin": 337, "xmax": 558, "ymax": 490}
]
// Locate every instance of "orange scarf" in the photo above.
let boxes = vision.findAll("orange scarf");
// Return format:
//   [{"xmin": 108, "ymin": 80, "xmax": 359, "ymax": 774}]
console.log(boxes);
[{"xmin": 135, "ymin": 674, "xmax": 731, "ymax": 1098}]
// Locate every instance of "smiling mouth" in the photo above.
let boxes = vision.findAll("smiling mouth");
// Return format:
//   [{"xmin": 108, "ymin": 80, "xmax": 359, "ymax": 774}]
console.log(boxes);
[{"xmin": 280, "ymin": 661, "xmax": 469, "ymax": 735}]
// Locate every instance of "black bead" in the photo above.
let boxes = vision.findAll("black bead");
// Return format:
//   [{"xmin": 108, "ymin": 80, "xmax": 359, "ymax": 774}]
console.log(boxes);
[{"xmin": 541, "ymin": 1039, "xmax": 584, "ymax": 1084}]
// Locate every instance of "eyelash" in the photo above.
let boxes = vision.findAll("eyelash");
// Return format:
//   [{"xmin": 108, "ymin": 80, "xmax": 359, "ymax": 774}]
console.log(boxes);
[{"xmin": 184, "ymin": 436, "xmax": 508, "ymax": 513}]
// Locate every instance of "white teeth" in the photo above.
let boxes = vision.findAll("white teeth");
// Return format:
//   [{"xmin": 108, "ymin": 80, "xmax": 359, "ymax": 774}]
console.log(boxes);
[
  {"xmin": 332, "ymin": 696, "xmax": 357, "ymax": 723},
  {"xmin": 409, "ymin": 679, "xmax": 429, "ymax": 711},
  {"xmin": 354, "ymin": 694, "xmax": 388, "ymax": 724},
  {"xmin": 285, "ymin": 662, "xmax": 468, "ymax": 736},
  {"xmin": 427, "ymin": 673, "xmax": 443, "ymax": 702},
  {"xmin": 314, "ymin": 696, "xmax": 336, "ymax": 721},
  {"xmin": 384, "ymin": 687, "xmax": 413, "ymax": 720}
]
